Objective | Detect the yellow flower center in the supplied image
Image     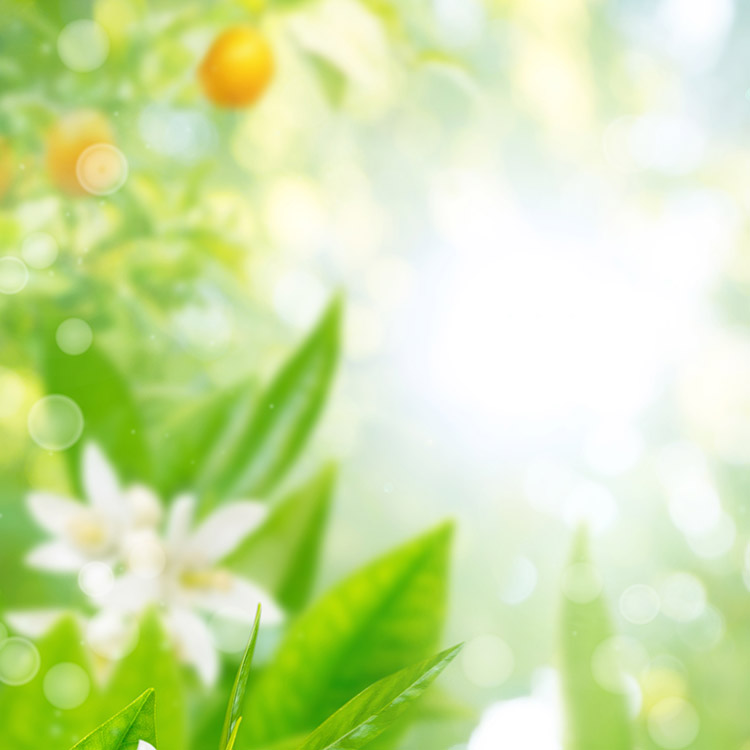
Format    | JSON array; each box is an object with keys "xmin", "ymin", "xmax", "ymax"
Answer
[
  {"xmin": 68, "ymin": 515, "xmax": 109, "ymax": 551},
  {"xmin": 180, "ymin": 568, "xmax": 233, "ymax": 591}
]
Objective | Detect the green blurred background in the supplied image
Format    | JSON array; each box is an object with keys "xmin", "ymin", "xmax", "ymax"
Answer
[{"xmin": 2, "ymin": 0, "xmax": 750, "ymax": 748}]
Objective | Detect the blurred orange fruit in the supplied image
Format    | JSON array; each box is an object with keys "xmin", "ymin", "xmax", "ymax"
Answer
[
  {"xmin": 0, "ymin": 137, "xmax": 15, "ymax": 200},
  {"xmin": 198, "ymin": 27, "xmax": 274, "ymax": 108},
  {"xmin": 46, "ymin": 110, "xmax": 114, "ymax": 195}
]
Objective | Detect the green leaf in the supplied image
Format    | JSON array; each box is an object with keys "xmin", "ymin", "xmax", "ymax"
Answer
[
  {"xmin": 203, "ymin": 297, "xmax": 341, "ymax": 499},
  {"xmin": 153, "ymin": 379, "xmax": 256, "ymax": 498},
  {"xmin": 0, "ymin": 616, "xmax": 96, "ymax": 750},
  {"xmin": 223, "ymin": 464, "xmax": 336, "ymax": 611},
  {"xmin": 41, "ymin": 338, "xmax": 151, "ymax": 487},
  {"xmin": 298, "ymin": 646, "xmax": 461, "ymax": 750},
  {"xmin": 99, "ymin": 611, "xmax": 186, "ymax": 750},
  {"xmin": 243, "ymin": 522, "xmax": 453, "ymax": 747},
  {"xmin": 559, "ymin": 527, "xmax": 632, "ymax": 750},
  {"xmin": 72, "ymin": 689, "xmax": 156, "ymax": 750},
  {"xmin": 221, "ymin": 606, "xmax": 261, "ymax": 750}
]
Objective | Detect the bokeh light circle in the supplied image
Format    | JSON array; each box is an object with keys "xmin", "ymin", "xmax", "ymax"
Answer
[
  {"xmin": 56, "ymin": 318, "xmax": 93, "ymax": 355},
  {"xmin": 57, "ymin": 20, "xmax": 109, "ymax": 72},
  {"xmin": 76, "ymin": 143, "xmax": 128, "ymax": 195},
  {"xmin": 43, "ymin": 662, "xmax": 90, "ymax": 709},
  {"xmin": 28, "ymin": 395, "xmax": 84, "ymax": 451},
  {"xmin": 648, "ymin": 697, "xmax": 700, "ymax": 749},
  {"xmin": 462, "ymin": 634, "xmax": 514, "ymax": 687},
  {"xmin": 660, "ymin": 573, "xmax": 706, "ymax": 622},
  {"xmin": 0, "ymin": 257, "xmax": 29, "ymax": 294},
  {"xmin": 620, "ymin": 584, "xmax": 660, "ymax": 625},
  {"xmin": 21, "ymin": 232, "xmax": 58, "ymax": 269},
  {"xmin": 0, "ymin": 637, "xmax": 40, "ymax": 685}
]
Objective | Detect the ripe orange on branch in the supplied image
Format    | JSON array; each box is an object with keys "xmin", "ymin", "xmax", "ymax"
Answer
[
  {"xmin": 46, "ymin": 110, "xmax": 114, "ymax": 195},
  {"xmin": 199, "ymin": 27, "xmax": 274, "ymax": 108}
]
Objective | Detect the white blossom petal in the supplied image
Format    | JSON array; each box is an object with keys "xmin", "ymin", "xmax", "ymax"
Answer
[
  {"xmin": 125, "ymin": 484, "xmax": 163, "ymax": 528},
  {"xmin": 26, "ymin": 492, "xmax": 84, "ymax": 537},
  {"xmin": 189, "ymin": 575, "xmax": 284, "ymax": 625},
  {"xmin": 188, "ymin": 501, "xmax": 267, "ymax": 562},
  {"xmin": 86, "ymin": 609, "xmax": 139, "ymax": 660},
  {"xmin": 83, "ymin": 443, "xmax": 124, "ymax": 521},
  {"xmin": 97, "ymin": 572, "xmax": 160, "ymax": 613},
  {"xmin": 26, "ymin": 541, "xmax": 87, "ymax": 571},
  {"xmin": 5, "ymin": 609, "xmax": 66, "ymax": 638},
  {"xmin": 166, "ymin": 494, "xmax": 196, "ymax": 549},
  {"xmin": 167, "ymin": 608, "xmax": 218, "ymax": 685}
]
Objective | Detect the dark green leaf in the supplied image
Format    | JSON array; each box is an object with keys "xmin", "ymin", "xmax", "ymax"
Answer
[
  {"xmin": 242, "ymin": 522, "xmax": 452, "ymax": 747},
  {"xmin": 560, "ymin": 527, "xmax": 632, "ymax": 750},
  {"xmin": 298, "ymin": 646, "xmax": 461, "ymax": 750},
  {"xmin": 221, "ymin": 606, "xmax": 261, "ymax": 750},
  {"xmin": 223, "ymin": 464, "xmax": 336, "ymax": 611},
  {"xmin": 72, "ymin": 689, "xmax": 156, "ymax": 750},
  {"xmin": 203, "ymin": 296, "xmax": 341, "ymax": 499}
]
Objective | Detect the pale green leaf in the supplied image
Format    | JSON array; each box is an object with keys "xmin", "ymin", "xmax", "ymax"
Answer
[
  {"xmin": 243, "ymin": 523, "xmax": 452, "ymax": 747},
  {"xmin": 223, "ymin": 464, "xmax": 336, "ymax": 611},
  {"xmin": 221, "ymin": 606, "xmax": 261, "ymax": 750},
  {"xmin": 560, "ymin": 527, "xmax": 632, "ymax": 750},
  {"xmin": 203, "ymin": 296, "xmax": 341, "ymax": 499},
  {"xmin": 299, "ymin": 646, "xmax": 461, "ymax": 750},
  {"xmin": 71, "ymin": 689, "xmax": 156, "ymax": 750}
]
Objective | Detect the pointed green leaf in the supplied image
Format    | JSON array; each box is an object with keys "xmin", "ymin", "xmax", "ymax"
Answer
[
  {"xmin": 221, "ymin": 606, "xmax": 261, "ymax": 750},
  {"xmin": 203, "ymin": 296, "xmax": 341, "ymax": 498},
  {"xmin": 41, "ymin": 339, "xmax": 151, "ymax": 486},
  {"xmin": 72, "ymin": 689, "xmax": 156, "ymax": 750},
  {"xmin": 243, "ymin": 522, "xmax": 452, "ymax": 747},
  {"xmin": 223, "ymin": 464, "xmax": 336, "ymax": 611},
  {"xmin": 560, "ymin": 527, "xmax": 632, "ymax": 750},
  {"xmin": 299, "ymin": 646, "xmax": 461, "ymax": 750},
  {"xmin": 0, "ymin": 616, "xmax": 96, "ymax": 749},
  {"xmin": 99, "ymin": 611, "xmax": 186, "ymax": 750}
]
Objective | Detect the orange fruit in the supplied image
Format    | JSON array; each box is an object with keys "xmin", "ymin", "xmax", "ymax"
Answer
[
  {"xmin": 0, "ymin": 137, "xmax": 15, "ymax": 201},
  {"xmin": 199, "ymin": 27, "xmax": 274, "ymax": 108},
  {"xmin": 46, "ymin": 110, "xmax": 114, "ymax": 195}
]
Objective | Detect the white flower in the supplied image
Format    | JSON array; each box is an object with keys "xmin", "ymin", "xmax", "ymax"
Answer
[
  {"xmin": 93, "ymin": 494, "xmax": 283, "ymax": 684},
  {"xmin": 25, "ymin": 443, "xmax": 162, "ymax": 571},
  {"xmin": 17, "ymin": 443, "xmax": 283, "ymax": 685}
]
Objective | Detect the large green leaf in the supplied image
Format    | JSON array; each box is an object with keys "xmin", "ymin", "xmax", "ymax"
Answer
[
  {"xmin": 0, "ymin": 616, "xmax": 96, "ymax": 750},
  {"xmin": 41, "ymin": 338, "xmax": 151, "ymax": 487},
  {"xmin": 202, "ymin": 297, "xmax": 341, "ymax": 499},
  {"xmin": 242, "ymin": 522, "xmax": 453, "ymax": 747},
  {"xmin": 221, "ymin": 606, "xmax": 261, "ymax": 750},
  {"xmin": 98, "ymin": 611, "xmax": 186, "ymax": 750},
  {"xmin": 72, "ymin": 689, "xmax": 156, "ymax": 750},
  {"xmin": 223, "ymin": 464, "xmax": 336, "ymax": 611},
  {"xmin": 298, "ymin": 646, "xmax": 461, "ymax": 750},
  {"xmin": 560, "ymin": 528, "xmax": 632, "ymax": 750}
]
